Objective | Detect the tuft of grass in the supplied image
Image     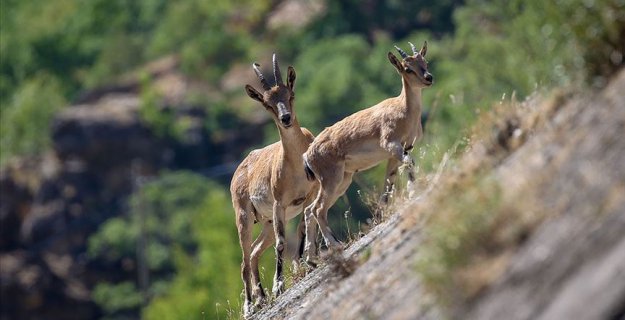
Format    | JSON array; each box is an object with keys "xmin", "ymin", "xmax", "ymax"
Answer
[{"xmin": 414, "ymin": 175, "xmax": 507, "ymax": 305}]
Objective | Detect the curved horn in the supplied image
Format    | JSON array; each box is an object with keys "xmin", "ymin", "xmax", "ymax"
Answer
[
  {"xmin": 273, "ymin": 53, "xmax": 284, "ymax": 86},
  {"xmin": 253, "ymin": 62, "xmax": 271, "ymax": 90},
  {"xmin": 394, "ymin": 45, "xmax": 408, "ymax": 59},
  {"xmin": 408, "ymin": 42, "xmax": 418, "ymax": 56}
]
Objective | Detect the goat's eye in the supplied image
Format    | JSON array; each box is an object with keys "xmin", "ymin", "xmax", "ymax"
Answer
[{"xmin": 405, "ymin": 68, "xmax": 413, "ymax": 74}]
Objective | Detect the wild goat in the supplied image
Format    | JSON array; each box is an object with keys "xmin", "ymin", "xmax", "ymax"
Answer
[
  {"xmin": 303, "ymin": 42, "xmax": 432, "ymax": 253},
  {"xmin": 230, "ymin": 55, "xmax": 318, "ymax": 316}
]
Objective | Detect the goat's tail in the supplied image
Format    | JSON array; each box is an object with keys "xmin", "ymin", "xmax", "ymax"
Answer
[{"xmin": 303, "ymin": 154, "xmax": 316, "ymax": 181}]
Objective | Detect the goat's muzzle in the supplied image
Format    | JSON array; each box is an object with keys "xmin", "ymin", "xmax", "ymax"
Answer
[
  {"xmin": 280, "ymin": 113, "xmax": 292, "ymax": 127},
  {"xmin": 423, "ymin": 72, "xmax": 433, "ymax": 86},
  {"xmin": 277, "ymin": 102, "xmax": 292, "ymax": 127}
]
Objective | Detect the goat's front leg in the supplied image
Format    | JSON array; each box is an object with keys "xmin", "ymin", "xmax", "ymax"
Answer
[
  {"xmin": 401, "ymin": 145, "xmax": 417, "ymax": 198},
  {"xmin": 250, "ymin": 221, "xmax": 274, "ymax": 306},
  {"xmin": 272, "ymin": 201, "xmax": 287, "ymax": 296},
  {"xmin": 381, "ymin": 139, "xmax": 414, "ymax": 166},
  {"xmin": 294, "ymin": 213, "xmax": 307, "ymax": 265},
  {"xmin": 235, "ymin": 203, "xmax": 255, "ymax": 316},
  {"xmin": 303, "ymin": 200, "xmax": 319, "ymax": 267},
  {"xmin": 376, "ymin": 158, "xmax": 401, "ymax": 219},
  {"xmin": 381, "ymin": 139, "xmax": 417, "ymax": 198}
]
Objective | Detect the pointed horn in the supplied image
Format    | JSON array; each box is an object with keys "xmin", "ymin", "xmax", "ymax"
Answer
[
  {"xmin": 253, "ymin": 62, "xmax": 271, "ymax": 91},
  {"xmin": 421, "ymin": 40, "xmax": 428, "ymax": 57},
  {"xmin": 394, "ymin": 45, "xmax": 408, "ymax": 59},
  {"xmin": 273, "ymin": 53, "xmax": 283, "ymax": 86},
  {"xmin": 408, "ymin": 42, "xmax": 418, "ymax": 56}
]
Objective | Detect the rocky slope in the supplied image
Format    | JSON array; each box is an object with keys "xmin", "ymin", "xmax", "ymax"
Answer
[{"xmin": 250, "ymin": 69, "xmax": 625, "ymax": 319}]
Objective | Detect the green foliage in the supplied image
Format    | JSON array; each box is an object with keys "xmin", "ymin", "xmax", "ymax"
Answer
[
  {"xmin": 292, "ymin": 34, "xmax": 410, "ymax": 134},
  {"xmin": 88, "ymin": 171, "xmax": 220, "ymax": 317},
  {"xmin": 307, "ymin": 0, "xmax": 460, "ymax": 38},
  {"xmin": 92, "ymin": 281, "xmax": 144, "ymax": 316},
  {"xmin": 403, "ymin": 0, "xmax": 624, "ymax": 172},
  {"xmin": 90, "ymin": 171, "xmax": 211, "ymax": 261},
  {"xmin": 0, "ymin": 73, "xmax": 66, "ymax": 164},
  {"xmin": 0, "ymin": 0, "xmax": 271, "ymax": 161},
  {"xmin": 203, "ymin": 96, "xmax": 245, "ymax": 140},
  {"xmin": 142, "ymin": 178, "xmax": 241, "ymax": 320},
  {"xmin": 145, "ymin": 0, "xmax": 273, "ymax": 81},
  {"xmin": 137, "ymin": 73, "xmax": 176, "ymax": 140}
]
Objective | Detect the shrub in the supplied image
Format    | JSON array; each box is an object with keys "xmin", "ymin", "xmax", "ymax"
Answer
[{"xmin": 0, "ymin": 73, "xmax": 66, "ymax": 164}]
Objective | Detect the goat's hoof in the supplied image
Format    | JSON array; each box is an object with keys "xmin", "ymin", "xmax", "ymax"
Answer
[
  {"xmin": 306, "ymin": 256, "xmax": 319, "ymax": 268},
  {"xmin": 272, "ymin": 281, "xmax": 284, "ymax": 297},
  {"xmin": 255, "ymin": 295, "xmax": 267, "ymax": 307},
  {"xmin": 243, "ymin": 301, "xmax": 253, "ymax": 318},
  {"xmin": 329, "ymin": 241, "xmax": 345, "ymax": 252}
]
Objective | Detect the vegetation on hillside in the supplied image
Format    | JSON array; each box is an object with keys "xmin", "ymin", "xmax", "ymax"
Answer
[{"xmin": 1, "ymin": 0, "xmax": 622, "ymax": 318}]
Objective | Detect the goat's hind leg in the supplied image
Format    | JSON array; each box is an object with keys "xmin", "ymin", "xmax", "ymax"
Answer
[
  {"xmin": 403, "ymin": 151, "xmax": 417, "ymax": 198},
  {"xmin": 293, "ymin": 212, "xmax": 313, "ymax": 270},
  {"xmin": 271, "ymin": 202, "xmax": 288, "ymax": 296},
  {"xmin": 235, "ymin": 200, "xmax": 255, "ymax": 316},
  {"xmin": 303, "ymin": 195, "xmax": 320, "ymax": 267},
  {"xmin": 250, "ymin": 221, "xmax": 274, "ymax": 306},
  {"xmin": 311, "ymin": 165, "xmax": 348, "ymax": 251}
]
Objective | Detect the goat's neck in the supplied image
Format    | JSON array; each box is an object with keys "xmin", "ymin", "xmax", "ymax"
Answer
[
  {"xmin": 277, "ymin": 118, "xmax": 308, "ymax": 162},
  {"xmin": 398, "ymin": 77, "xmax": 423, "ymax": 116}
]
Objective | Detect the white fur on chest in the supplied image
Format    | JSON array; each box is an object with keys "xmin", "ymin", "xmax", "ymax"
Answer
[{"xmin": 250, "ymin": 180, "xmax": 312, "ymax": 221}]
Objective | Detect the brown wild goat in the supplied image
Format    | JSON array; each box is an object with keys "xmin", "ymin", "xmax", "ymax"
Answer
[
  {"xmin": 230, "ymin": 55, "xmax": 318, "ymax": 316},
  {"xmin": 303, "ymin": 42, "xmax": 432, "ymax": 254}
]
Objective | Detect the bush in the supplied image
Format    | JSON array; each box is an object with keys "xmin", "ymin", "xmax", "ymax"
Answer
[
  {"xmin": 88, "ymin": 171, "xmax": 223, "ymax": 318},
  {"xmin": 142, "ymin": 176, "xmax": 242, "ymax": 319},
  {"xmin": 0, "ymin": 73, "xmax": 66, "ymax": 164},
  {"xmin": 92, "ymin": 281, "xmax": 144, "ymax": 316}
]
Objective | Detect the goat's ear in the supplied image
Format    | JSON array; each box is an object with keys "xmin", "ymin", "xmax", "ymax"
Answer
[
  {"xmin": 245, "ymin": 85, "xmax": 264, "ymax": 103},
  {"xmin": 287, "ymin": 66, "xmax": 296, "ymax": 92},
  {"xmin": 420, "ymin": 41, "xmax": 428, "ymax": 57},
  {"xmin": 388, "ymin": 52, "xmax": 403, "ymax": 73}
]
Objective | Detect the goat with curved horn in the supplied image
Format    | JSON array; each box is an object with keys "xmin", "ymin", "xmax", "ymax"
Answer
[
  {"xmin": 302, "ymin": 41, "xmax": 434, "ymax": 254},
  {"xmin": 237, "ymin": 56, "xmax": 319, "ymax": 316},
  {"xmin": 253, "ymin": 62, "xmax": 272, "ymax": 91}
]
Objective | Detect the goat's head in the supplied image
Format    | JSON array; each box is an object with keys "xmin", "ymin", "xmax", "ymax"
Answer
[
  {"xmin": 245, "ymin": 54, "xmax": 296, "ymax": 129},
  {"xmin": 388, "ymin": 41, "xmax": 432, "ymax": 88}
]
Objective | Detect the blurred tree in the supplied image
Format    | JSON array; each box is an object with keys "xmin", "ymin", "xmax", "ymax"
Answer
[
  {"xmin": 142, "ymin": 181, "xmax": 242, "ymax": 319},
  {"xmin": 307, "ymin": 0, "xmax": 463, "ymax": 40},
  {"xmin": 0, "ymin": 73, "xmax": 66, "ymax": 164},
  {"xmin": 88, "ymin": 171, "xmax": 239, "ymax": 318}
]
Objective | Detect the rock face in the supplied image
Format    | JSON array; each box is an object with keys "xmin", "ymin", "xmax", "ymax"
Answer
[
  {"xmin": 249, "ymin": 70, "xmax": 625, "ymax": 319},
  {"xmin": 465, "ymin": 68, "xmax": 625, "ymax": 320},
  {"xmin": 0, "ymin": 56, "xmax": 266, "ymax": 320}
]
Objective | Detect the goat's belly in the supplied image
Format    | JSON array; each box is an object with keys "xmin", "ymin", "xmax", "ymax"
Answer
[
  {"xmin": 285, "ymin": 206, "xmax": 303, "ymax": 220},
  {"xmin": 251, "ymin": 195, "xmax": 307, "ymax": 221},
  {"xmin": 345, "ymin": 150, "xmax": 388, "ymax": 172},
  {"xmin": 251, "ymin": 197, "xmax": 273, "ymax": 220}
]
